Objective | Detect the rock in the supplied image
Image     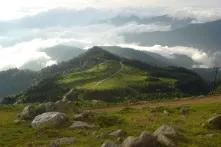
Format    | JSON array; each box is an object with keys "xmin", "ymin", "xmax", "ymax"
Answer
[
  {"xmin": 153, "ymin": 125, "xmax": 177, "ymax": 138},
  {"xmin": 179, "ymin": 106, "xmax": 190, "ymax": 115},
  {"xmin": 19, "ymin": 105, "xmax": 37, "ymax": 120},
  {"xmin": 122, "ymin": 136, "xmax": 137, "ymax": 147},
  {"xmin": 109, "ymin": 129, "xmax": 127, "ymax": 138},
  {"xmin": 207, "ymin": 115, "xmax": 221, "ymax": 129},
  {"xmin": 32, "ymin": 112, "xmax": 68, "ymax": 129},
  {"xmin": 69, "ymin": 121, "xmax": 94, "ymax": 129},
  {"xmin": 153, "ymin": 125, "xmax": 177, "ymax": 147},
  {"xmin": 122, "ymin": 131, "xmax": 158, "ymax": 147},
  {"xmin": 163, "ymin": 110, "xmax": 169, "ymax": 116},
  {"xmin": 101, "ymin": 141, "xmax": 119, "ymax": 147},
  {"xmin": 49, "ymin": 137, "xmax": 75, "ymax": 147},
  {"xmin": 74, "ymin": 111, "xmax": 91, "ymax": 121},
  {"xmin": 14, "ymin": 119, "xmax": 25, "ymax": 124}
]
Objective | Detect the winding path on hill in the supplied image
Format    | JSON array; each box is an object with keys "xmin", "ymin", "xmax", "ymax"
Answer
[
  {"xmin": 95, "ymin": 61, "xmax": 123, "ymax": 87},
  {"xmin": 62, "ymin": 88, "xmax": 73, "ymax": 101}
]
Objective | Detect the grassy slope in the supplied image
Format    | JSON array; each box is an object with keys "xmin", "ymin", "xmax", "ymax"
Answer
[
  {"xmin": 57, "ymin": 60, "xmax": 175, "ymax": 91},
  {"xmin": 1, "ymin": 96, "xmax": 221, "ymax": 147}
]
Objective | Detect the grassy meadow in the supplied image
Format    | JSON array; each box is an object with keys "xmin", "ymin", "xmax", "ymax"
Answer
[{"xmin": 0, "ymin": 96, "xmax": 221, "ymax": 147}]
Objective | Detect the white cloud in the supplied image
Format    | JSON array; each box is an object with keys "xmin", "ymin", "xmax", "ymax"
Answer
[
  {"xmin": 0, "ymin": 38, "xmax": 79, "ymax": 70},
  {"xmin": 168, "ymin": 7, "xmax": 221, "ymax": 23},
  {"xmin": 117, "ymin": 44, "xmax": 216, "ymax": 68},
  {"xmin": 0, "ymin": 0, "xmax": 220, "ymax": 20}
]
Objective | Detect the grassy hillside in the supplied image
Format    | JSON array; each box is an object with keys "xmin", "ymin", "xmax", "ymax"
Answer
[
  {"xmin": 0, "ymin": 96, "xmax": 221, "ymax": 147},
  {"xmin": 57, "ymin": 60, "xmax": 148, "ymax": 90},
  {"xmin": 9, "ymin": 47, "xmax": 209, "ymax": 103}
]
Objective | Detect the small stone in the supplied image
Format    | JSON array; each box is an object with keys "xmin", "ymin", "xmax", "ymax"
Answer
[
  {"xmin": 122, "ymin": 131, "xmax": 159, "ymax": 147},
  {"xmin": 101, "ymin": 141, "xmax": 119, "ymax": 147},
  {"xmin": 69, "ymin": 121, "xmax": 94, "ymax": 129},
  {"xmin": 179, "ymin": 106, "xmax": 190, "ymax": 115},
  {"xmin": 163, "ymin": 110, "xmax": 169, "ymax": 116},
  {"xmin": 14, "ymin": 119, "xmax": 25, "ymax": 124},
  {"xmin": 19, "ymin": 105, "xmax": 37, "ymax": 120},
  {"xmin": 74, "ymin": 111, "xmax": 91, "ymax": 121},
  {"xmin": 109, "ymin": 129, "xmax": 127, "ymax": 138},
  {"xmin": 49, "ymin": 137, "xmax": 75, "ymax": 147}
]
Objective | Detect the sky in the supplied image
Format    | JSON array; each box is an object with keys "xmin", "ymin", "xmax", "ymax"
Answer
[
  {"xmin": 0, "ymin": 0, "xmax": 221, "ymax": 70},
  {"xmin": 0, "ymin": 0, "xmax": 221, "ymax": 21}
]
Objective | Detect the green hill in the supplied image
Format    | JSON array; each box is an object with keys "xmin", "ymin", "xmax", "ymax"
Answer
[
  {"xmin": 0, "ymin": 69, "xmax": 38, "ymax": 102},
  {"xmin": 8, "ymin": 47, "xmax": 208, "ymax": 103}
]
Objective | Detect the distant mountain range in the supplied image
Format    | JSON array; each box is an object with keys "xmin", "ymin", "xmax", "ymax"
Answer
[
  {"xmin": 101, "ymin": 46, "xmax": 197, "ymax": 68},
  {"xmin": 125, "ymin": 19, "xmax": 221, "ymax": 52},
  {"xmin": 106, "ymin": 15, "xmax": 192, "ymax": 29},
  {"xmin": 0, "ymin": 69, "xmax": 37, "ymax": 101}
]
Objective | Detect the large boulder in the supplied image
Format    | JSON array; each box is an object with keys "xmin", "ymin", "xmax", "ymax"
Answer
[
  {"xmin": 19, "ymin": 105, "xmax": 37, "ymax": 120},
  {"xmin": 101, "ymin": 141, "xmax": 119, "ymax": 147},
  {"xmin": 32, "ymin": 112, "xmax": 68, "ymax": 129},
  {"xmin": 109, "ymin": 129, "xmax": 127, "ymax": 138},
  {"xmin": 207, "ymin": 115, "xmax": 221, "ymax": 129},
  {"xmin": 122, "ymin": 131, "xmax": 159, "ymax": 147},
  {"xmin": 69, "ymin": 121, "xmax": 94, "ymax": 129},
  {"xmin": 153, "ymin": 125, "xmax": 177, "ymax": 147},
  {"xmin": 49, "ymin": 137, "xmax": 75, "ymax": 147}
]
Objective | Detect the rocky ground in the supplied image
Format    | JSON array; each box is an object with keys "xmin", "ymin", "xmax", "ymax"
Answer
[{"xmin": 0, "ymin": 96, "xmax": 221, "ymax": 147}]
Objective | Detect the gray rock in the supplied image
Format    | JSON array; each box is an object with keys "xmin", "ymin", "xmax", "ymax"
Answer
[
  {"xmin": 74, "ymin": 111, "xmax": 91, "ymax": 121},
  {"xmin": 179, "ymin": 106, "xmax": 190, "ymax": 115},
  {"xmin": 49, "ymin": 137, "xmax": 75, "ymax": 147},
  {"xmin": 122, "ymin": 131, "xmax": 158, "ymax": 147},
  {"xmin": 153, "ymin": 125, "xmax": 177, "ymax": 147},
  {"xmin": 69, "ymin": 121, "xmax": 94, "ymax": 129},
  {"xmin": 19, "ymin": 105, "xmax": 37, "ymax": 120},
  {"xmin": 163, "ymin": 110, "xmax": 169, "ymax": 116},
  {"xmin": 101, "ymin": 141, "xmax": 119, "ymax": 147},
  {"xmin": 32, "ymin": 112, "xmax": 68, "ymax": 129},
  {"xmin": 109, "ymin": 129, "xmax": 127, "ymax": 138},
  {"xmin": 207, "ymin": 115, "xmax": 221, "ymax": 129},
  {"xmin": 14, "ymin": 119, "xmax": 25, "ymax": 124},
  {"xmin": 155, "ymin": 134, "xmax": 175, "ymax": 147}
]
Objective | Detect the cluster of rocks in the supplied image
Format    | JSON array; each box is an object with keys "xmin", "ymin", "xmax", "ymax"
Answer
[
  {"xmin": 102, "ymin": 125, "xmax": 178, "ymax": 147},
  {"xmin": 15, "ymin": 104, "xmax": 221, "ymax": 147},
  {"xmin": 15, "ymin": 101, "xmax": 73, "ymax": 123}
]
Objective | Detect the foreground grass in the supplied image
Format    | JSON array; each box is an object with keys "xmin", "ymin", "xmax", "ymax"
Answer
[{"xmin": 0, "ymin": 98, "xmax": 221, "ymax": 147}]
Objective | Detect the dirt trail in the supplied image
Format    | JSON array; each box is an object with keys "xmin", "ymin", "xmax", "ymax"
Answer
[
  {"xmin": 62, "ymin": 88, "xmax": 73, "ymax": 101},
  {"xmin": 95, "ymin": 61, "xmax": 123, "ymax": 87},
  {"xmin": 90, "ymin": 95, "xmax": 221, "ymax": 112}
]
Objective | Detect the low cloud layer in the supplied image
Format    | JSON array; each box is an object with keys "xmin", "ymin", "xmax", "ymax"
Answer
[
  {"xmin": 0, "ymin": 7, "xmax": 220, "ymax": 71},
  {"xmin": 118, "ymin": 44, "xmax": 221, "ymax": 68}
]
